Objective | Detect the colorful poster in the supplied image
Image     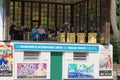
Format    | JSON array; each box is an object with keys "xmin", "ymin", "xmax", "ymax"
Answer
[
  {"xmin": 99, "ymin": 45, "xmax": 112, "ymax": 76},
  {"xmin": 17, "ymin": 63, "xmax": 47, "ymax": 78},
  {"xmin": 68, "ymin": 63, "xmax": 94, "ymax": 78},
  {"xmin": 0, "ymin": 45, "xmax": 13, "ymax": 76}
]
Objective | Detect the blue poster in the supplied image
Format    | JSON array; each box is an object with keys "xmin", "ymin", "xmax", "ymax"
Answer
[{"xmin": 68, "ymin": 64, "xmax": 94, "ymax": 78}]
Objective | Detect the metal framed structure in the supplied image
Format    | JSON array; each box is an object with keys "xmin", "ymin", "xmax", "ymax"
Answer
[{"xmin": 5, "ymin": 0, "xmax": 110, "ymax": 44}]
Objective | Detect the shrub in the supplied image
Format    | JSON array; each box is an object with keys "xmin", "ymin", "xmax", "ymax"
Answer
[{"xmin": 110, "ymin": 35, "xmax": 120, "ymax": 63}]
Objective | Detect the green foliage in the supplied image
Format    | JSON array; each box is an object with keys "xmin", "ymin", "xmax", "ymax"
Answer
[
  {"xmin": 116, "ymin": 0, "xmax": 120, "ymax": 29},
  {"xmin": 110, "ymin": 35, "xmax": 120, "ymax": 64}
]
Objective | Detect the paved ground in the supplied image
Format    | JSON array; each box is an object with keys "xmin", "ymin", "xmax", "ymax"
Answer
[{"xmin": 113, "ymin": 63, "xmax": 120, "ymax": 71}]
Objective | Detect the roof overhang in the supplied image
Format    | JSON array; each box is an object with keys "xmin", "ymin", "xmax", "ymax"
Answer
[{"xmin": 14, "ymin": 0, "xmax": 85, "ymax": 4}]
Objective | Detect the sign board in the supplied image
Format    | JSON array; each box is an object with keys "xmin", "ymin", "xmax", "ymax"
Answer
[
  {"xmin": 99, "ymin": 45, "xmax": 112, "ymax": 76},
  {"xmin": 14, "ymin": 43, "xmax": 99, "ymax": 52}
]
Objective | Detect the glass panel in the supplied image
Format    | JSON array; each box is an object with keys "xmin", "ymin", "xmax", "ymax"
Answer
[
  {"xmin": 41, "ymin": 4, "xmax": 48, "ymax": 26},
  {"xmin": 24, "ymin": 2, "xmax": 31, "ymax": 26},
  {"xmin": 33, "ymin": 22, "xmax": 38, "ymax": 27},
  {"xmin": 64, "ymin": 5, "xmax": 71, "ymax": 24},
  {"xmin": 12, "ymin": 1, "xmax": 22, "ymax": 27},
  {"xmin": 32, "ymin": 3, "xmax": 39, "ymax": 20}
]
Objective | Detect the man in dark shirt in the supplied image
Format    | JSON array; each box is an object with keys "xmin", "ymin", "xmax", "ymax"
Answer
[{"xmin": 10, "ymin": 24, "xmax": 15, "ymax": 40}]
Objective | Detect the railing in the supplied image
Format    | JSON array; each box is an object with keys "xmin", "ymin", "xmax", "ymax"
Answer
[{"xmin": 11, "ymin": 31, "xmax": 108, "ymax": 44}]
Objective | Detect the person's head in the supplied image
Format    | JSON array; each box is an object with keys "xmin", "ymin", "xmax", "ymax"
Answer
[
  {"xmin": 80, "ymin": 27, "xmax": 83, "ymax": 31},
  {"xmin": 90, "ymin": 26, "xmax": 94, "ymax": 32},
  {"xmin": 14, "ymin": 25, "xmax": 18, "ymax": 29},
  {"xmin": 11, "ymin": 24, "xmax": 15, "ymax": 28},
  {"xmin": 71, "ymin": 27, "xmax": 74, "ymax": 31},
  {"xmin": 39, "ymin": 25, "xmax": 43, "ymax": 29},
  {"xmin": 33, "ymin": 25, "xmax": 37, "ymax": 28},
  {"xmin": 46, "ymin": 26, "xmax": 49, "ymax": 29}
]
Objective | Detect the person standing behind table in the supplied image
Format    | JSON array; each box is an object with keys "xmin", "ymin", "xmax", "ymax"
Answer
[{"xmin": 37, "ymin": 25, "xmax": 46, "ymax": 41}]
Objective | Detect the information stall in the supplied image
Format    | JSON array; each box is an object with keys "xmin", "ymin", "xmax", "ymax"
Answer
[
  {"xmin": 63, "ymin": 44, "xmax": 113, "ymax": 80},
  {"xmin": 14, "ymin": 42, "xmax": 113, "ymax": 80},
  {"xmin": 0, "ymin": 42, "xmax": 113, "ymax": 80},
  {"xmin": 0, "ymin": 0, "xmax": 112, "ymax": 80}
]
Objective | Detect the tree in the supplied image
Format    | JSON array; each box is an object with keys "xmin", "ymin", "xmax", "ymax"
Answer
[
  {"xmin": 116, "ymin": 0, "xmax": 120, "ymax": 31},
  {"xmin": 110, "ymin": 0, "xmax": 119, "ymax": 37},
  {"xmin": 110, "ymin": 0, "xmax": 120, "ymax": 64},
  {"xmin": 111, "ymin": 35, "xmax": 120, "ymax": 63}
]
